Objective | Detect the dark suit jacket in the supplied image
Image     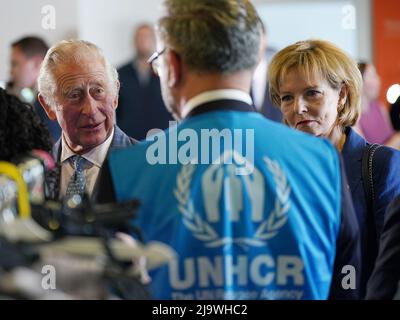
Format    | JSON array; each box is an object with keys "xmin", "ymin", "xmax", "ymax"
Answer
[
  {"xmin": 366, "ymin": 197, "xmax": 400, "ymax": 299},
  {"xmin": 46, "ymin": 125, "xmax": 136, "ymax": 201},
  {"xmin": 258, "ymin": 83, "xmax": 283, "ymax": 123},
  {"xmin": 117, "ymin": 62, "xmax": 173, "ymax": 141},
  {"xmin": 342, "ymin": 127, "xmax": 400, "ymax": 297}
]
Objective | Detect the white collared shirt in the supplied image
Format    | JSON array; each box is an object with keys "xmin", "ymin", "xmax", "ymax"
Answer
[
  {"xmin": 59, "ymin": 127, "xmax": 114, "ymax": 199},
  {"xmin": 181, "ymin": 89, "xmax": 253, "ymax": 119}
]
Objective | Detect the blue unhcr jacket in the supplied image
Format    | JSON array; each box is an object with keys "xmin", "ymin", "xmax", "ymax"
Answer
[{"xmin": 107, "ymin": 100, "xmax": 360, "ymax": 300}]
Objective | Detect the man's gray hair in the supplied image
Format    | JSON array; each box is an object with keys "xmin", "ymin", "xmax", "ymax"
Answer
[
  {"xmin": 38, "ymin": 40, "xmax": 119, "ymax": 105},
  {"xmin": 157, "ymin": 0, "xmax": 263, "ymax": 74}
]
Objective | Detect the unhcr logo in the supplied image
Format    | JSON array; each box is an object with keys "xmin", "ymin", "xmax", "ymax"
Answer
[{"xmin": 174, "ymin": 151, "xmax": 291, "ymax": 248}]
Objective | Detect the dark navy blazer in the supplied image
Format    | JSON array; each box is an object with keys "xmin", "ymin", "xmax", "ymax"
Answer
[{"xmin": 342, "ymin": 127, "xmax": 400, "ymax": 297}]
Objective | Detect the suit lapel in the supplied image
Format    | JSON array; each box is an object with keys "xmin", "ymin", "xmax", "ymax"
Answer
[
  {"xmin": 46, "ymin": 138, "xmax": 62, "ymax": 200},
  {"xmin": 342, "ymin": 127, "xmax": 367, "ymax": 195}
]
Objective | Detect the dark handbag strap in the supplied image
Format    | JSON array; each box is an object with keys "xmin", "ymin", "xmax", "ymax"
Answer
[
  {"xmin": 360, "ymin": 143, "xmax": 382, "ymax": 296},
  {"xmin": 362, "ymin": 144, "xmax": 381, "ymax": 212},
  {"xmin": 361, "ymin": 143, "xmax": 382, "ymax": 240}
]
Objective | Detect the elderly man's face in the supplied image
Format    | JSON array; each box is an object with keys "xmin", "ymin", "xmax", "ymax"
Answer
[{"xmin": 50, "ymin": 59, "xmax": 117, "ymax": 153}]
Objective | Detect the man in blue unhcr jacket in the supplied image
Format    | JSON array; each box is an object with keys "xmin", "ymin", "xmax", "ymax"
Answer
[{"xmin": 103, "ymin": 0, "xmax": 361, "ymax": 300}]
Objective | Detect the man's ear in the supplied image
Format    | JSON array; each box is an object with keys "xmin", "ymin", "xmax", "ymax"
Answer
[
  {"xmin": 112, "ymin": 80, "xmax": 120, "ymax": 110},
  {"xmin": 38, "ymin": 93, "xmax": 57, "ymax": 120},
  {"xmin": 166, "ymin": 50, "xmax": 182, "ymax": 88}
]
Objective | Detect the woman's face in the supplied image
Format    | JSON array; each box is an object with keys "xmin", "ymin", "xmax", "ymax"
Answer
[{"xmin": 278, "ymin": 68, "xmax": 345, "ymax": 140}]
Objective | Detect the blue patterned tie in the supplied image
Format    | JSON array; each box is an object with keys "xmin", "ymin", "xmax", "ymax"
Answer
[{"xmin": 65, "ymin": 155, "xmax": 86, "ymax": 198}]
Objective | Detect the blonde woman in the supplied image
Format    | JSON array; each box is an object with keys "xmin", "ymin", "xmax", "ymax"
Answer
[{"xmin": 268, "ymin": 39, "xmax": 400, "ymax": 297}]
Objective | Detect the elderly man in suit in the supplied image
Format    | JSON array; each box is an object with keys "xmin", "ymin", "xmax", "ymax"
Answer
[{"xmin": 37, "ymin": 40, "xmax": 136, "ymax": 201}]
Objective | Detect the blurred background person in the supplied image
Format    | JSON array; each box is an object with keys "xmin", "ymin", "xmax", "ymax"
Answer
[
  {"xmin": 268, "ymin": 39, "xmax": 400, "ymax": 298},
  {"xmin": 358, "ymin": 62, "xmax": 400, "ymax": 149},
  {"xmin": 0, "ymin": 87, "xmax": 52, "ymax": 161},
  {"xmin": 116, "ymin": 23, "xmax": 173, "ymax": 141},
  {"xmin": 7, "ymin": 36, "xmax": 61, "ymax": 143},
  {"xmin": 251, "ymin": 21, "xmax": 282, "ymax": 123}
]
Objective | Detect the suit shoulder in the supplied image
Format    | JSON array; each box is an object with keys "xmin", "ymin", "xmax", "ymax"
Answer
[
  {"xmin": 373, "ymin": 145, "xmax": 400, "ymax": 190},
  {"xmin": 117, "ymin": 62, "xmax": 131, "ymax": 71},
  {"xmin": 117, "ymin": 63, "xmax": 135, "ymax": 77},
  {"xmin": 375, "ymin": 145, "xmax": 400, "ymax": 161},
  {"xmin": 111, "ymin": 126, "xmax": 138, "ymax": 148},
  {"xmin": 373, "ymin": 145, "xmax": 400, "ymax": 173}
]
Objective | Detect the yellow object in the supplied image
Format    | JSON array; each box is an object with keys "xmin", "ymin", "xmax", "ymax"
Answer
[{"xmin": 0, "ymin": 161, "xmax": 30, "ymax": 219}]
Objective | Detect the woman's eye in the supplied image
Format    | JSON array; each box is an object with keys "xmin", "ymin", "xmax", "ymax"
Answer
[
  {"xmin": 306, "ymin": 90, "xmax": 321, "ymax": 97},
  {"xmin": 280, "ymin": 95, "xmax": 292, "ymax": 102}
]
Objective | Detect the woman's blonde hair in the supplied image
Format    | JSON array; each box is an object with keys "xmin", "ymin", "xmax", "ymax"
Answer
[{"xmin": 268, "ymin": 39, "xmax": 362, "ymax": 128}]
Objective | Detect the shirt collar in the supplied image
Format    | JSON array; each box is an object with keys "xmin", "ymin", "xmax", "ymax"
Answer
[
  {"xmin": 181, "ymin": 89, "xmax": 253, "ymax": 119},
  {"xmin": 60, "ymin": 127, "xmax": 115, "ymax": 168}
]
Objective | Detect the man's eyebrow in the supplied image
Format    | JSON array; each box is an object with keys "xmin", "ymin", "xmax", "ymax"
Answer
[
  {"xmin": 61, "ymin": 84, "xmax": 84, "ymax": 95},
  {"xmin": 90, "ymin": 80, "xmax": 106, "ymax": 87}
]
